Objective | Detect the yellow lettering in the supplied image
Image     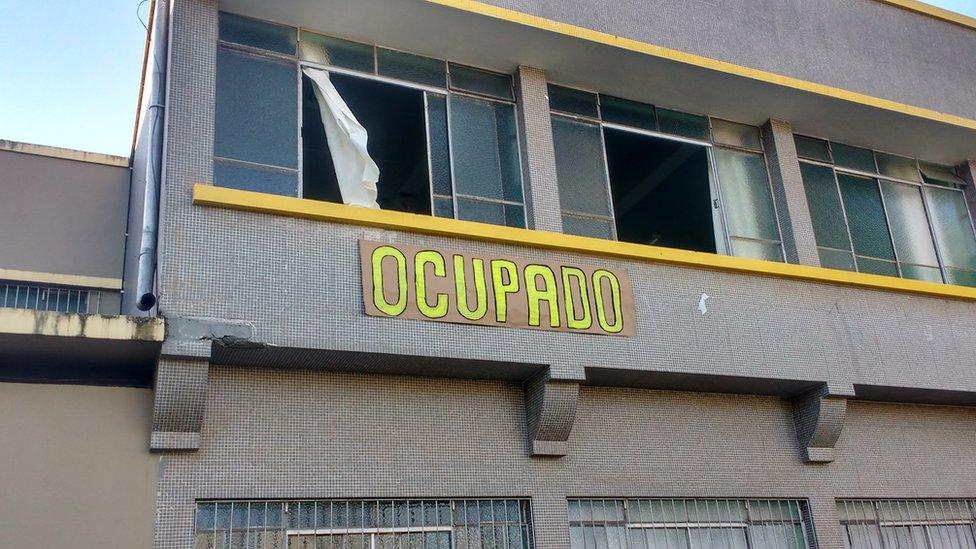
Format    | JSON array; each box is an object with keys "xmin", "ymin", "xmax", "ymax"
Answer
[
  {"xmin": 415, "ymin": 250, "xmax": 448, "ymax": 319},
  {"xmin": 561, "ymin": 266, "xmax": 592, "ymax": 330},
  {"xmin": 593, "ymin": 269, "xmax": 623, "ymax": 334},
  {"xmin": 490, "ymin": 259, "xmax": 519, "ymax": 323},
  {"xmin": 525, "ymin": 264, "xmax": 560, "ymax": 328},
  {"xmin": 371, "ymin": 246, "xmax": 408, "ymax": 316},
  {"xmin": 454, "ymin": 255, "xmax": 488, "ymax": 321}
]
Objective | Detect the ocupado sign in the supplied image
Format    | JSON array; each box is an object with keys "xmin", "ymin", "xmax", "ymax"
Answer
[{"xmin": 360, "ymin": 240, "xmax": 635, "ymax": 336}]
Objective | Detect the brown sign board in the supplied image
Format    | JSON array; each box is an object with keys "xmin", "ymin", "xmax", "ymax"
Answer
[{"xmin": 359, "ymin": 240, "xmax": 635, "ymax": 336}]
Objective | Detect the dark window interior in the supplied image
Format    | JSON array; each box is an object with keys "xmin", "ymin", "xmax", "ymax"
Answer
[
  {"xmin": 302, "ymin": 73, "xmax": 431, "ymax": 214},
  {"xmin": 603, "ymin": 128, "xmax": 715, "ymax": 253}
]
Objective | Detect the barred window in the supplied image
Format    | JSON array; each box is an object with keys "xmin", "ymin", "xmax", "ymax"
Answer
[
  {"xmin": 568, "ymin": 498, "xmax": 814, "ymax": 549},
  {"xmin": 195, "ymin": 499, "xmax": 534, "ymax": 549},
  {"xmin": 838, "ymin": 499, "xmax": 976, "ymax": 549}
]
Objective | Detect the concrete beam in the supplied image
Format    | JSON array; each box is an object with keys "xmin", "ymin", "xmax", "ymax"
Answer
[
  {"xmin": 515, "ymin": 66, "xmax": 563, "ymax": 233},
  {"xmin": 0, "ymin": 308, "xmax": 163, "ymax": 341}
]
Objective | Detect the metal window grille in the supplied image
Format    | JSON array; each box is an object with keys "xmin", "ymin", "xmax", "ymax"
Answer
[
  {"xmin": 568, "ymin": 498, "xmax": 815, "ymax": 549},
  {"xmin": 838, "ymin": 499, "xmax": 976, "ymax": 549},
  {"xmin": 195, "ymin": 499, "xmax": 534, "ymax": 549},
  {"xmin": 0, "ymin": 282, "xmax": 97, "ymax": 314}
]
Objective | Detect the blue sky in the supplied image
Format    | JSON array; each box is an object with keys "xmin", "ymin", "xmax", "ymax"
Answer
[{"xmin": 0, "ymin": 0, "xmax": 974, "ymax": 157}]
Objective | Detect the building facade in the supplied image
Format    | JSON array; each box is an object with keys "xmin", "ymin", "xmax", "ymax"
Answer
[{"xmin": 6, "ymin": 0, "xmax": 976, "ymax": 548}]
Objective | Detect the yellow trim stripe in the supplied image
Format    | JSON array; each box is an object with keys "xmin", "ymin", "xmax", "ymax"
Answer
[
  {"xmin": 424, "ymin": 0, "xmax": 976, "ymax": 131},
  {"xmin": 0, "ymin": 268, "xmax": 123, "ymax": 290},
  {"xmin": 194, "ymin": 184, "xmax": 976, "ymax": 302},
  {"xmin": 876, "ymin": 0, "xmax": 976, "ymax": 31},
  {"xmin": 0, "ymin": 308, "xmax": 164, "ymax": 342}
]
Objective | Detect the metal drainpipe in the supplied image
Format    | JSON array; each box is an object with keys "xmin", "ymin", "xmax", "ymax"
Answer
[{"xmin": 136, "ymin": 0, "xmax": 169, "ymax": 311}]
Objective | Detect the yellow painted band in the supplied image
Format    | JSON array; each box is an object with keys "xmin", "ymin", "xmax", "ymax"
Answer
[
  {"xmin": 193, "ymin": 184, "xmax": 976, "ymax": 302},
  {"xmin": 875, "ymin": 0, "xmax": 976, "ymax": 31},
  {"xmin": 424, "ymin": 0, "xmax": 976, "ymax": 131},
  {"xmin": 0, "ymin": 268, "xmax": 123, "ymax": 290}
]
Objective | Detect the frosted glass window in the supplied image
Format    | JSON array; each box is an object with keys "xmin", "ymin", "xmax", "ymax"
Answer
[
  {"xmin": 876, "ymin": 152, "xmax": 920, "ymax": 182},
  {"xmin": 800, "ymin": 163, "xmax": 851, "ymax": 251},
  {"xmin": 711, "ymin": 119, "xmax": 762, "ymax": 151},
  {"xmin": 879, "ymin": 181, "xmax": 940, "ymax": 279},
  {"xmin": 449, "ymin": 63, "xmax": 513, "ymax": 100},
  {"xmin": 832, "ymin": 142, "xmax": 876, "ymax": 173},
  {"xmin": 548, "ymin": 84, "xmax": 599, "ymax": 118},
  {"xmin": 215, "ymin": 48, "xmax": 297, "ymax": 169},
  {"xmin": 450, "ymin": 95, "xmax": 523, "ymax": 203},
  {"xmin": 563, "ymin": 215, "xmax": 614, "ymax": 239},
  {"xmin": 599, "ymin": 95, "xmax": 655, "ymax": 130},
  {"xmin": 426, "ymin": 93, "xmax": 452, "ymax": 196},
  {"xmin": 377, "ymin": 48, "xmax": 446, "ymax": 87},
  {"xmin": 819, "ymin": 248, "xmax": 857, "ymax": 271},
  {"xmin": 657, "ymin": 108, "xmax": 710, "ymax": 140},
  {"xmin": 714, "ymin": 148, "xmax": 780, "ymax": 243},
  {"xmin": 299, "ymin": 31, "xmax": 374, "ymax": 72},
  {"xmin": 794, "ymin": 135, "xmax": 831, "ymax": 162},
  {"xmin": 837, "ymin": 174, "xmax": 895, "ymax": 261},
  {"xmin": 457, "ymin": 198, "xmax": 523, "ymax": 228},
  {"xmin": 219, "ymin": 12, "xmax": 296, "ymax": 55},
  {"xmin": 926, "ymin": 187, "xmax": 976, "ymax": 286},
  {"xmin": 551, "ymin": 116, "xmax": 611, "ymax": 217},
  {"xmin": 732, "ymin": 238, "xmax": 783, "ymax": 261},
  {"xmin": 920, "ymin": 162, "xmax": 965, "ymax": 187},
  {"xmin": 214, "ymin": 162, "xmax": 297, "ymax": 197}
]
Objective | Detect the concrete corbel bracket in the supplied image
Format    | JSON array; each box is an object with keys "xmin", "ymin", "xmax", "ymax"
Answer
[
  {"xmin": 151, "ymin": 316, "xmax": 263, "ymax": 452},
  {"xmin": 792, "ymin": 384, "xmax": 853, "ymax": 463},
  {"xmin": 524, "ymin": 370, "xmax": 580, "ymax": 457},
  {"xmin": 150, "ymin": 357, "xmax": 210, "ymax": 452}
]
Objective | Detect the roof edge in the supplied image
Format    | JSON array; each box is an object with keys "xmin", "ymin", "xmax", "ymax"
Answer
[
  {"xmin": 875, "ymin": 0, "xmax": 976, "ymax": 31},
  {"xmin": 0, "ymin": 139, "xmax": 130, "ymax": 168}
]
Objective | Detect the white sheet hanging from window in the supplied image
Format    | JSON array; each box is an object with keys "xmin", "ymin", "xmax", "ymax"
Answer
[{"xmin": 303, "ymin": 67, "xmax": 380, "ymax": 209}]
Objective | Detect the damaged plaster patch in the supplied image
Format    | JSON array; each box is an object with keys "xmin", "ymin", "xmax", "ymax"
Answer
[{"xmin": 698, "ymin": 293, "xmax": 710, "ymax": 315}]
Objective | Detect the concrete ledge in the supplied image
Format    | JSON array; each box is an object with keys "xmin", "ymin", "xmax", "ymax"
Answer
[
  {"xmin": 0, "ymin": 268, "xmax": 123, "ymax": 291},
  {"xmin": 150, "ymin": 431, "xmax": 201, "ymax": 452},
  {"xmin": 0, "ymin": 139, "xmax": 129, "ymax": 168},
  {"xmin": 0, "ymin": 308, "xmax": 163, "ymax": 341}
]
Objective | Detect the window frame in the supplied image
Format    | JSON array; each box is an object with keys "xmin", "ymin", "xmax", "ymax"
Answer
[
  {"xmin": 548, "ymin": 84, "xmax": 787, "ymax": 260},
  {"xmin": 795, "ymin": 136, "xmax": 976, "ymax": 284},
  {"xmin": 838, "ymin": 499, "xmax": 976, "ymax": 549},
  {"xmin": 215, "ymin": 13, "xmax": 528, "ymax": 227}
]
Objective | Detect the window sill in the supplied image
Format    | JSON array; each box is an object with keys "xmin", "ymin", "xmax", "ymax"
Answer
[{"xmin": 193, "ymin": 184, "xmax": 976, "ymax": 302}]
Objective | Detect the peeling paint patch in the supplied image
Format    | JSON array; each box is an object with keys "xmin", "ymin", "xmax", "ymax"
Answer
[{"xmin": 0, "ymin": 308, "xmax": 164, "ymax": 341}]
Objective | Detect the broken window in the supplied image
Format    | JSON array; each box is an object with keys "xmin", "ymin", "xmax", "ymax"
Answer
[
  {"xmin": 550, "ymin": 86, "xmax": 783, "ymax": 260},
  {"xmin": 796, "ymin": 135, "xmax": 976, "ymax": 286},
  {"xmin": 213, "ymin": 13, "xmax": 525, "ymax": 228}
]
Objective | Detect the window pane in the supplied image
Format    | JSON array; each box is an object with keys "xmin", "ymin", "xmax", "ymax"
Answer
[
  {"xmin": 299, "ymin": 31, "xmax": 374, "ymax": 72},
  {"xmin": 450, "ymin": 95, "xmax": 523, "ymax": 202},
  {"xmin": 838, "ymin": 174, "xmax": 896, "ymax": 260},
  {"xmin": 947, "ymin": 267, "xmax": 976, "ymax": 287},
  {"xmin": 505, "ymin": 204, "xmax": 526, "ymax": 228},
  {"xmin": 881, "ymin": 526, "xmax": 928, "ymax": 549},
  {"xmin": 846, "ymin": 525, "xmax": 884, "ymax": 549},
  {"xmin": 879, "ymin": 181, "xmax": 939, "ymax": 267},
  {"xmin": 433, "ymin": 197, "xmax": 454, "ymax": 218},
  {"xmin": 732, "ymin": 238, "xmax": 783, "ymax": 261},
  {"xmin": 794, "ymin": 135, "xmax": 831, "ymax": 162},
  {"xmin": 900, "ymin": 264, "xmax": 943, "ymax": 283},
  {"xmin": 876, "ymin": 152, "xmax": 920, "ymax": 182},
  {"xmin": 214, "ymin": 162, "xmax": 298, "ymax": 197},
  {"xmin": 800, "ymin": 163, "xmax": 851, "ymax": 250},
  {"xmin": 215, "ymin": 48, "xmax": 297, "ymax": 168},
  {"xmin": 449, "ymin": 63, "xmax": 513, "ymax": 100},
  {"xmin": 689, "ymin": 528, "xmax": 747, "ymax": 549},
  {"xmin": 427, "ymin": 93, "xmax": 452, "ymax": 196},
  {"xmin": 599, "ymin": 95, "xmax": 655, "ymax": 130},
  {"xmin": 856, "ymin": 257, "xmax": 899, "ymax": 276},
  {"xmin": 657, "ymin": 108, "xmax": 710, "ymax": 140},
  {"xmin": 714, "ymin": 148, "xmax": 780, "ymax": 242},
  {"xmin": 832, "ymin": 142, "xmax": 876, "ymax": 173},
  {"xmin": 377, "ymin": 48, "xmax": 446, "ymax": 87},
  {"xmin": 219, "ymin": 12, "xmax": 296, "ymax": 55},
  {"xmin": 819, "ymin": 247, "xmax": 856, "ymax": 271},
  {"xmin": 548, "ymin": 84, "xmax": 598, "ymax": 118},
  {"xmin": 551, "ymin": 116, "xmax": 611, "ymax": 216},
  {"xmin": 920, "ymin": 162, "xmax": 965, "ymax": 187},
  {"xmin": 457, "ymin": 198, "xmax": 504, "ymax": 225},
  {"xmin": 711, "ymin": 119, "xmax": 762, "ymax": 151},
  {"xmin": 926, "ymin": 186, "xmax": 976, "ymax": 270},
  {"xmin": 645, "ymin": 528, "xmax": 690, "ymax": 549},
  {"xmin": 563, "ymin": 215, "xmax": 614, "ymax": 239}
]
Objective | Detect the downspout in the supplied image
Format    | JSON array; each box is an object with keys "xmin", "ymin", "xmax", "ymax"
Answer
[{"xmin": 136, "ymin": 0, "xmax": 170, "ymax": 311}]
